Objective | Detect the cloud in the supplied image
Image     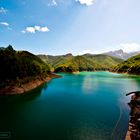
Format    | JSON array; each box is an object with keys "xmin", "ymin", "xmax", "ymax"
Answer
[
  {"xmin": 79, "ymin": 50, "xmax": 93, "ymax": 55},
  {"xmin": 78, "ymin": 49, "xmax": 99, "ymax": 55},
  {"xmin": 48, "ymin": 0, "xmax": 57, "ymax": 6},
  {"xmin": 24, "ymin": 27, "xmax": 36, "ymax": 33},
  {"xmin": 0, "ymin": 7, "xmax": 8, "ymax": 14},
  {"xmin": 120, "ymin": 43, "xmax": 140, "ymax": 52},
  {"xmin": 34, "ymin": 26, "xmax": 40, "ymax": 31},
  {"xmin": 0, "ymin": 22, "xmax": 9, "ymax": 26},
  {"xmin": 39, "ymin": 26, "xmax": 50, "ymax": 32},
  {"xmin": 0, "ymin": 22, "xmax": 12, "ymax": 30},
  {"xmin": 22, "ymin": 25, "xmax": 50, "ymax": 34},
  {"xmin": 76, "ymin": 0, "xmax": 95, "ymax": 6}
]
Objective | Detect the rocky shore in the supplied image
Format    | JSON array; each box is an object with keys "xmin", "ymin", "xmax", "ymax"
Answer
[
  {"xmin": 125, "ymin": 91, "xmax": 140, "ymax": 140},
  {"xmin": 0, "ymin": 73, "xmax": 60, "ymax": 95}
]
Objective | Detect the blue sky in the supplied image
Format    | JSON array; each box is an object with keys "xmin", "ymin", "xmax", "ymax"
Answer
[{"xmin": 0, "ymin": 0, "xmax": 140, "ymax": 55}]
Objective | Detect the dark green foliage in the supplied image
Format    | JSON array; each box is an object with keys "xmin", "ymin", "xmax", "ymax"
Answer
[
  {"xmin": 114, "ymin": 54, "xmax": 140, "ymax": 74},
  {"xmin": 6, "ymin": 45, "xmax": 15, "ymax": 52},
  {"xmin": 38, "ymin": 53, "xmax": 123, "ymax": 72},
  {"xmin": 0, "ymin": 46, "xmax": 51, "ymax": 87},
  {"xmin": 54, "ymin": 64, "xmax": 78, "ymax": 73}
]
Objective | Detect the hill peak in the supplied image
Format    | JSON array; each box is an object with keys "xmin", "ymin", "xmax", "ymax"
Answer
[
  {"xmin": 64, "ymin": 53, "xmax": 73, "ymax": 57},
  {"xmin": 104, "ymin": 49, "xmax": 140, "ymax": 60}
]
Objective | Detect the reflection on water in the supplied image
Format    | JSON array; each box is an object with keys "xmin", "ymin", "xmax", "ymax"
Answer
[
  {"xmin": 0, "ymin": 72, "xmax": 140, "ymax": 140},
  {"xmin": 0, "ymin": 82, "xmax": 48, "ymax": 104}
]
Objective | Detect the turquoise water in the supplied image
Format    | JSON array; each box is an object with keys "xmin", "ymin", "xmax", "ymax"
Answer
[{"xmin": 0, "ymin": 71, "xmax": 140, "ymax": 140}]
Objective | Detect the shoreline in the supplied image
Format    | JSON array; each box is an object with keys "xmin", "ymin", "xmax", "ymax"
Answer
[
  {"xmin": 125, "ymin": 127, "xmax": 131, "ymax": 140},
  {"xmin": 1, "ymin": 71, "xmax": 139, "ymax": 95},
  {"xmin": 125, "ymin": 91, "xmax": 140, "ymax": 140},
  {"xmin": 0, "ymin": 73, "xmax": 61, "ymax": 95},
  {"xmin": 59, "ymin": 70, "xmax": 140, "ymax": 77},
  {"xmin": 110, "ymin": 70, "xmax": 140, "ymax": 77}
]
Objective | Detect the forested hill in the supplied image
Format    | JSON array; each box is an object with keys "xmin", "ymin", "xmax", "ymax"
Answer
[
  {"xmin": 38, "ymin": 54, "xmax": 123, "ymax": 72},
  {"xmin": 113, "ymin": 53, "xmax": 140, "ymax": 74},
  {"xmin": 0, "ymin": 45, "xmax": 51, "ymax": 88}
]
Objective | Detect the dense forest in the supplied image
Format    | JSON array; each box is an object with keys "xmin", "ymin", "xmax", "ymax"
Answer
[
  {"xmin": 38, "ymin": 53, "xmax": 123, "ymax": 72},
  {"xmin": 114, "ymin": 54, "xmax": 140, "ymax": 74},
  {"xmin": 0, "ymin": 45, "xmax": 51, "ymax": 88}
]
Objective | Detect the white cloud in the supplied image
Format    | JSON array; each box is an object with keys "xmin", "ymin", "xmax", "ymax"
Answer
[
  {"xmin": 78, "ymin": 49, "xmax": 99, "ymax": 55},
  {"xmin": 34, "ymin": 25, "xmax": 40, "ymax": 31},
  {"xmin": 40, "ymin": 26, "xmax": 50, "ymax": 32},
  {"xmin": 120, "ymin": 43, "xmax": 140, "ymax": 52},
  {"xmin": 52, "ymin": 0, "xmax": 57, "ymax": 5},
  {"xmin": 76, "ymin": 0, "xmax": 95, "ymax": 6},
  {"xmin": 25, "ymin": 27, "xmax": 36, "ymax": 33},
  {"xmin": 48, "ymin": 0, "xmax": 57, "ymax": 6},
  {"xmin": 79, "ymin": 50, "xmax": 93, "ymax": 55},
  {"xmin": 34, "ymin": 25, "xmax": 49, "ymax": 32},
  {"xmin": 22, "ymin": 25, "xmax": 50, "ymax": 34},
  {"xmin": 0, "ymin": 7, "xmax": 8, "ymax": 14},
  {"xmin": 0, "ymin": 22, "xmax": 9, "ymax": 26}
]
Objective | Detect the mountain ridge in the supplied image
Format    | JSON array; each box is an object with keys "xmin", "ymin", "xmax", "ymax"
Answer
[
  {"xmin": 103, "ymin": 49, "xmax": 140, "ymax": 60},
  {"xmin": 113, "ymin": 53, "xmax": 140, "ymax": 74},
  {"xmin": 38, "ymin": 53, "xmax": 123, "ymax": 72},
  {"xmin": 38, "ymin": 49, "xmax": 140, "ymax": 60}
]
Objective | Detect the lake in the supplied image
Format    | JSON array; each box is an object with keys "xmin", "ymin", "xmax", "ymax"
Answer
[{"xmin": 0, "ymin": 71, "xmax": 140, "ymax": 140}]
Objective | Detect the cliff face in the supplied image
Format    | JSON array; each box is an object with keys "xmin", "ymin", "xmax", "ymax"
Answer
[{"xmin": 126, "ymin": 91, "xmax": 140, "ymax": 140}]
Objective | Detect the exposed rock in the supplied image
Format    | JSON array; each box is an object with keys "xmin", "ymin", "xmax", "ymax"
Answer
[{"xmin": 125, "ymin": 91, "xmax": 140, "ymax": 140}]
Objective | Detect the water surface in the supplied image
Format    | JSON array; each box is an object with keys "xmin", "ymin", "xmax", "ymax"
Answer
[{"xmin": 0, "ymin": 72, "xmax": 140, "ymax": 140}]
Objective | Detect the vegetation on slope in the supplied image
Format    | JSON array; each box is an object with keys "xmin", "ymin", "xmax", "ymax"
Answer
[
  {"xmin": 114, "ymin": 53, "xmax": 140, "ymax": 74},
  {"xmin": 0, "ymin": 45, "xmax": 51, "ymax": 88},
  {"xmin": 82, "ymin": 54, "xmax": 123, "ymax": 69},
  {"xmin": 38, "ymin": 54, "xmax": 123, "ymax": 72}
]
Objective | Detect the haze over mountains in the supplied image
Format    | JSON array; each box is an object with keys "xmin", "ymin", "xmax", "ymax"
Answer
[
  {"xmin": 103, "ymin": 49, "xmax": 140, "ymax": 60},
  {"xmin": 37, "ymin": 49, "xmax": 140, "ymax": 72},
  {"xmin": 37, "ymin": 49, "xmax": 140, "ymax": 60}
]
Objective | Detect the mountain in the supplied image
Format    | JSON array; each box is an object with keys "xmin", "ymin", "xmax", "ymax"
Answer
[
  {"xmin": 113, "ymin": 53, "xmax": 140, "ymax": 74},
  {"xmin": 0, "ymin": 45, "xmax": 51, "ymax": 88},
  {"xmin": 38, "ymin": 54, "xmax": 123, "ymax": 72},
  {"xmin": 104, "ymin": 49, "xmax": 140, "ymax": 60},
  {"xmin": 0, "ymin": 47, "xmax": 5, "ymax": 50}
]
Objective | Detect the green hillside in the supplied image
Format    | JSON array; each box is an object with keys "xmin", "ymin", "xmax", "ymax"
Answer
[
  {"xmin": 0, "ymin": 45, "xmax": 51, "ymax": 88},
  {"xmin": 38, "ymin": 54, "xmax": 123, "ymax": 72},
  {"xmin": 82, "ymin": 54, "xmax": 123, "ymax": 69},
  {"xmin": 114, "ymin": 53, "xmax": 140, "ymax": 74}
]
